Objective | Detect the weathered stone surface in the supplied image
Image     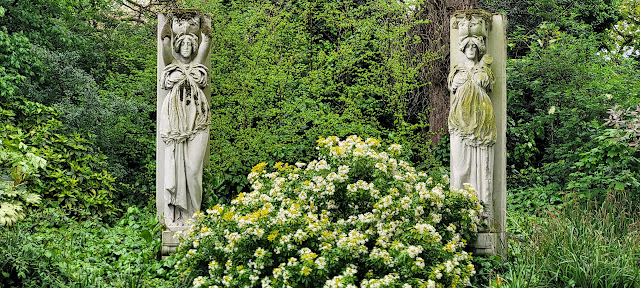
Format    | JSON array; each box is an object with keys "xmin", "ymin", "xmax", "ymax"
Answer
[
  {"xmin": 157, "ymin": 10, "xmax": 212, "ymax": 253},
  {"xmin": 449, "ymin": 11, "xmax": 507, "ymax": 256}
]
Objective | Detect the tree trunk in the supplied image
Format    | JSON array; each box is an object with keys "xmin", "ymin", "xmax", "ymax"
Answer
[{"xmin": 411, "ymin": 0, "xmax": 477, "ymax": 146}]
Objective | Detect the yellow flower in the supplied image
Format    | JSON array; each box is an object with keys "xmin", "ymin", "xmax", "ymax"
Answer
[
  {"xmin": 251, "ymin": 162, "xmax": 268, "ymax": 173},
  {"xmin": 274, "ymin": 162, "xmax": 286, "ymax": 171},
  {"xmin": 301, "ymin": 266, "xmax": 312, "ymax": 276},
  {"xmin": 267, "ymin": 230, "xmax": 279, "ymax": 242},
  {"xmin": 222, "ymin": 211, "xmax": 234, "ymax": 221}
]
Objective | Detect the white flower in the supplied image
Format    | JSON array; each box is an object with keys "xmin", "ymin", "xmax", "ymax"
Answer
[
  {"xmin": 252, "ymin": 181, "xmax": 263, "ymax": 191},
  {"xmin": 388, "ymin": 144, "xmax": 402, "ymax": 154},
  {"xmin": 294, "ymin": 229, "xmax": 307, "ymax": 241},
  {"xmin": 338, "ymin": 165, "xmax": 350, "ymax": 175},
  {"xmin": 442, "ymin": 174, "xmax": 449, "ymax": 184},
  {"xmin": 254, "ymin": 247, "xmax": 266, "ymax": 258},
  {"xmin": 192, "ymin": 276, "xmax": 206, "ymax": 288},
  {"xmin": 288, "ymin": 173, "xmax": 300, "ymax": 181},
  {"xmin": 249, "ymin": 274, "xmax": 259, "ymax": 284},
  {"xmin": 407, "ymin": 245, "xmax": 424, "ymax": 258},
  {"xmin": 315, "ymin": 159, "xmax": 331, "ymax": 171},
  {"xmin": 315, "ymin": 257, "xmax": 327, "ymax": 269}
]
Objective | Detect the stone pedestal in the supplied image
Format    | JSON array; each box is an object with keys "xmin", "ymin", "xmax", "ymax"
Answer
[
  {"xmin": 472, "ymin": 232, "xmax": 508, "ymax": 256},
  {"xmin": 161, "ymin": 231, "xmax": 180, "ymax": 257},
  {"xmin": 161, "ymin": 226, "xmax": 189, "ymax": 257}
]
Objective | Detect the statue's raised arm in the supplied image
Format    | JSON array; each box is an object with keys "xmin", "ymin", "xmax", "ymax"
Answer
[{"xmin": 193, "ymin": 15, "xmax": 212, "ymax": 65}]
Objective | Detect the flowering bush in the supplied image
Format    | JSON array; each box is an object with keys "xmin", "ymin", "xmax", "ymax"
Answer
[{"xmin": 172, "ymin": 136, "xmax": 483, "ymax": 288}]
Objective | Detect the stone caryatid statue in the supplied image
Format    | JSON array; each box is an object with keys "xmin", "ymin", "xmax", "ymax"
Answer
[
  {"xmin": 449, "ymin": 10, "xmax": 507, "ymax": 256},
  {"xmin": 448, "ymin": 12, "xmax": 496, "ymax": 220},
  {"xmin": 157, "ymin": 10, "xmax": 212, "ymax": 229}
]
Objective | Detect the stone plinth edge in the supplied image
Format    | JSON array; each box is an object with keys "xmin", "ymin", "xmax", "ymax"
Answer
[{"xmin": 472, "ymin": 232, "xmax": 508, "ymax": 257}]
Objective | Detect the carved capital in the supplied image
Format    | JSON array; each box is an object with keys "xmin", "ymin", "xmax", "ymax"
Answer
[{"xmin": 452, "ymin": 9, "xmax": 493, "ymax": 37}]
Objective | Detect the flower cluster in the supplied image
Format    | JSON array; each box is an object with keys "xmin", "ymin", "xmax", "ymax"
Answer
[{"xmin": 172, "ymin": 135, "xmax": 483, "ymax": 287}]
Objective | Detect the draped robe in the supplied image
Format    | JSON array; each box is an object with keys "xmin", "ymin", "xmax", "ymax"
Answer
[
  {"xmin": 159, "ymin": 62, "xmax": 210, "ymax": 224},
  {"xmin": 448, "ymin": 60, "xmax": 496, "ymax": 215}
]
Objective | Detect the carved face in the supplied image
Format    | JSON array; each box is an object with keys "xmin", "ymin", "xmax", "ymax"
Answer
[
  {"xmin": 464, "ymin": 44, "xmax": 478, "ymax": 61},
  {"xmin": 180, "ymin": 41, "xmax": 193, "ymax": 58},
  {"xmin": 172, "ymin": 15, "xmax": 201, "ymax": 36}
]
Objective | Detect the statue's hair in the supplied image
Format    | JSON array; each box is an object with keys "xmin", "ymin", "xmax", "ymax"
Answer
[
  {"xmin": 173, "ymin": 33, "xmax": 199, "ymax": 55},
  {"xmin": 459, "ymin": 36, "xmax": 486, "ymax": 56}
]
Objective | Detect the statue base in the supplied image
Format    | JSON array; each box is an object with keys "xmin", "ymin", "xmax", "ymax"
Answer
[
  {"xmin": 472, "ymin": 232, "xmax": 508, "ymax": 257},
  {"xmin": 161, "ymin": 225, "xmax": 189, "ymax": 258}
]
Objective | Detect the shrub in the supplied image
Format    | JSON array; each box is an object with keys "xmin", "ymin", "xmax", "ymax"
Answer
[
  {"xmin": 171, "ymin": 136, "xmax": 483, "ymax": 288},
  {"xmin": 566, "ymin": 105, "xmax": 640, "ymax": 204},
  {"xmin": 0, "ymin": 144, "xmax": 45, "ymax": 226},
  {"xmin": 1, "ymin": 99, "xmax": 117, "ymax": 218},
  {"xmin": 0, "ymin": 206, "xmax": 173, "ymax": 287},
  {"xmin": 175, "ymin": 0, "xmax": 438, "ymax": 201}
]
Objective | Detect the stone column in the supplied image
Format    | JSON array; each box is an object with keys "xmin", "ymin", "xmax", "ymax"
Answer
[
  {"xmin": 449, "ymin": 10, "xmax": 507, "ymax": 256},
  {"xmin": 157, "ymin": 10, "xmax": 212, "ymax": 256}
]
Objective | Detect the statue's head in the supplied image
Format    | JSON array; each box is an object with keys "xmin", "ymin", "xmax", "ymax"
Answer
[
  {"xmin": 460, "ymin": 36, "xmax": 486, "ymax": 60},
  {"xmin": 174, "ymin": 33, "xmax": 200, "ymax": 58}
]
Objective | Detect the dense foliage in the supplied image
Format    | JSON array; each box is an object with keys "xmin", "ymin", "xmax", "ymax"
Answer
[
  {"xmin": 0, "ymin": 206, "xmax": 172, "ymax": 287},
  {"xmin": 0, "ymin": 0, "xmax": 639, "ymax": 287},
  {"xmin": 172, "ymin": 136, "xmax": 483, "ymax": 287},
  {"xmin": 477, "ymin": 0, "xmax": 640, "ymax": 213},
  {"xmin": 0, "ymin": 0, "xmax": 159, "ymax": 218},
  {"xmin": 177, "ymin": 0, "xmax": 440, "ymax": 202}
]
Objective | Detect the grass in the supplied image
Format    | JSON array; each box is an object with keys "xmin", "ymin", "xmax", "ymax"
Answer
[{"xmin": 495, "ymin": 193, "xmax": 640, "ymax": 288}]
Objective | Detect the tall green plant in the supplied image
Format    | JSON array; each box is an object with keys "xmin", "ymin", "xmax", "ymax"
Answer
[
  {"xmin": 0, "ymin": 145, "xmax": 45, "ymax": 226},
  {"xmin": 1, "ymin": 100, "xmax": 118, "ymax": 218},
  {"xmin": 500, "ymin": 195, "xmax": 640, "ymax": 287}
]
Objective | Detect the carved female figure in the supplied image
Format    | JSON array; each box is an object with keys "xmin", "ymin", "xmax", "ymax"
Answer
[
  {"xmin": 159, "ymin": 12, "xmax": 212, "ymax": 225},
  {"xmin": 448, "ymin": 34, "xmax": 496, "ymax": 220}
]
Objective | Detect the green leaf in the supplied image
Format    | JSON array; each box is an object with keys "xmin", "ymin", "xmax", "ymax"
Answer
[{"xmin": 141, "ymin": 230, "xmax": 152, "ymax": 242}]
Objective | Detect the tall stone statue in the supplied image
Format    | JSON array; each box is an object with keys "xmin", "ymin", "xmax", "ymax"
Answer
[
  {"xmin": 449, "ymin": 10, "xmax": 507, "ymax": 256},
  {"xmin": 157, "ymin": 10, "xmax": 212, "ymax": 255},
  {"xmin": 449, "ymin": 13, "xmax": 496, "ymax": 222}
]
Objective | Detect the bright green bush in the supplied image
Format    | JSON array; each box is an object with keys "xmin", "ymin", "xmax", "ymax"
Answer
[
  {"xmin": 504, "ymin": 23, "xmax": 640, "ymax": 207},
  {"xmin": 565, "ymin": 105, "xmax": 640, "ymax": 204},
  {"xmin": 171, "ymin": 136, "xmax": 482, "ymax": 287},
  {"xmin": 1, "ymin": 0, "xmax": 159, "ymax": 204},
  {"xmin": 1, "ymin": 99, "xmax": 117, "ymax": 218},
  {"xmin": 0, "ymin": 206, "xmax": 174, "ymax": 287},
  {"xmin": 0, "ymin": 143, "xmax": 45, "ymax": 226}
]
